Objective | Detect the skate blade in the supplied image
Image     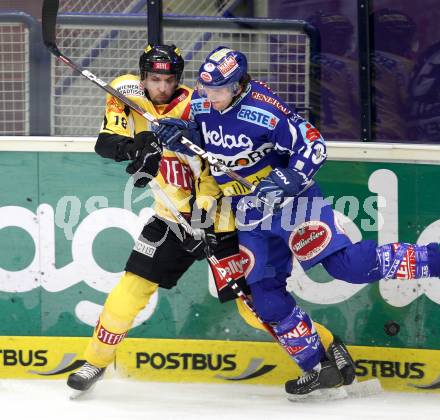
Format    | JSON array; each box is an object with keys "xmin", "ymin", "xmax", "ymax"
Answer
[
  {"xmin": 69, "ymin": 389, "xmax": 87, "ymax": 400},
  {"xmin": 68, "ymin": 383, "xmax": 97, "ymax": 400},
  {"xmin": 344, "ymin": 378, "xmax": 382, "ymax": 398},
  {"xmin": 287, "ymin": 386, "xmax": 348, "ymax": 402}
]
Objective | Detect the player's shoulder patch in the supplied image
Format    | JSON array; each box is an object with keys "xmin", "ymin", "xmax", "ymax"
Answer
[
  {"xmin": 111, "ymin": 74, "xmax": 145, "ymax": 97},
  {"xmin": 297, "ymin": 121, "xmax": 324, "ymax": 143},
  {"xmin": 237, "ymin": 104, "xmax": 280, "ymax": 130},
  {"xmin": 191, "ymin": 97, "xmax": 212, "ymax": 115}
]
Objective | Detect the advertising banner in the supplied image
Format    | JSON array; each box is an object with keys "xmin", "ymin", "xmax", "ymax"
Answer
[
  {"xmin": 1, "ymin": 147, "xmax": 440, "ymax": 353},
  {"xmin": 1, "ymin": 336, "xmax": 439, "ymax": 393}
]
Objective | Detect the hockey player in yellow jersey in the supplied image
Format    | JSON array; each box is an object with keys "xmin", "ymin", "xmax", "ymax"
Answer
[
  {"xmin": 66, "ymin": 43, "xmax": 247, "ymax": 394},
  {"xmin": 66, "ymin": 44, "xmax": 347, "ymax": 395}
]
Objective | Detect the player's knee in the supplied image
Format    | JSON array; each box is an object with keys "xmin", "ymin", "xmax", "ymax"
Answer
[
  {"xmin": 249, "ymin": 278, "xmax": 296, "ymax": 323},
  {"xmin": 104, "ymin": 271, "xmax": 158, "ymax": 320},
  {"xmin": 321, "ymin": 240, "xmax": 381, "ymax": 284}
]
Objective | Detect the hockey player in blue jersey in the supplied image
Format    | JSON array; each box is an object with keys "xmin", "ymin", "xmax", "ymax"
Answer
[{"xmin": 154, "ymin": 46, "xmax": 440, "ymax": 396}]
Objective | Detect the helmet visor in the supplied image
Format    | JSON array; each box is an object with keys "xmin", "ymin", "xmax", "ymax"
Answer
[{"xmin": 196, "ymin": 80, "xmax": 240, "ymax": 102}]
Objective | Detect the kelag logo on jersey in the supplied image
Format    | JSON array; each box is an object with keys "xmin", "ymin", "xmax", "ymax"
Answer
[
  {"xmin": 237, "ymin": 105, "xmax": 279, "ymax": 130},
  {"xmin": 191, "ymin": 98, "xmax": 211, "ymax": 115}
]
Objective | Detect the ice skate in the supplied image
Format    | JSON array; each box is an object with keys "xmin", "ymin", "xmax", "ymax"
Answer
[
  {"xmin": 285, "ymin": 358, "xmax": 345, "ymax": 401},
  {"xmin": 67, "ymin": 362, "xmax": 106, "ymax": 399},
  {"xmin": 327, "ymin": 337, "xmax": 383, "ymax": 398},
  {"xmin": 327, "ymin": 336, "xmax": 356, "ymax": 385}
]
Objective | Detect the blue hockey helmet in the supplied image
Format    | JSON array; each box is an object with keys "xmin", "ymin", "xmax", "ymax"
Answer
[{"xmin": 197, "ymin": 46, "xmax": 248, "ymax": 89}]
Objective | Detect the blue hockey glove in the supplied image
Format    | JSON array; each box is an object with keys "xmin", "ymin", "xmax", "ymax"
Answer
[
  {"xmin": 154, "ymin": 118, "xmax": 200, "ymax": 156},
  {"xmin": 254, "ymin": 167, "xmax": 305, "ymax": 213}
]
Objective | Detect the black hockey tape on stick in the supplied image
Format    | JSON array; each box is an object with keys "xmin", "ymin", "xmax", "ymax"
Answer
[
  {"xmin": 41, "ymin": 0, "xmax": 59, "ymax": 53},
  {"xmin": 41, "ymin": 0, "xmax": 255, "ymax": 193}
]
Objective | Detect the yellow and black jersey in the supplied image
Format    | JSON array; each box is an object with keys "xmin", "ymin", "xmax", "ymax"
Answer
[{"xmin": 99, "ymin": 74, "xmax": 230, "ymax": 229}]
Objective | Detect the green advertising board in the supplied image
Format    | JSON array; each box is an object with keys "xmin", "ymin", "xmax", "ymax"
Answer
[{"xmin": 1, "ymin": 139, "xmax": 440, "ymax": 351}]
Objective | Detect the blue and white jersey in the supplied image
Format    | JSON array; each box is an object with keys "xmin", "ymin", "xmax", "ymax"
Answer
[{"xmin": 190, "ymin": 80, "xmax": 327, "ymax": 206}]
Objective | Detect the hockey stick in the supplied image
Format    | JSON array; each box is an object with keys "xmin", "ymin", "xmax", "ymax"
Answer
[
  {"xmin": 148, "ymin": 179, "xmax": 294, "ymax": 356},
  {"xmin": 41, "ymin": 0, "xmax": 256, "ymax": 193}
]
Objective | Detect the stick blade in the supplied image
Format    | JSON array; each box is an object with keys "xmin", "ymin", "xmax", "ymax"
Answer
[{"xmin": 42, "ymin": 0, "xmax": 60, "ymax": 50}]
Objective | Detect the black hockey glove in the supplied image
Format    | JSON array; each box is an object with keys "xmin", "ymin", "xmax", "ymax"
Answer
[
  {"xmin": 181, "ymin": 225, "xmax": 219, "ymax": 260},
  {"xmin": 126, "ymin": 132, "xmax": 163, "ymax": 188},
  {"xmin": 117, "ymin": 131, "xmax": 150, "ymax": 161}
]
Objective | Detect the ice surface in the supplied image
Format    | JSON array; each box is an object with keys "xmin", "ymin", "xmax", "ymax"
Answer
[{"xmin": 1, "ymin": 378, "xmax": 439, "ymax": 420}]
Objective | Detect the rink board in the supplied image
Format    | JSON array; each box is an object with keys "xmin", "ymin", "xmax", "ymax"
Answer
[
  {"xmin": 0, "ymin": 336, "xmax": 439, "ymax": 393},
  {"xmin": 2, "ymin": 138, "xmax": 440, "ymax": 391},
  {"xmin": 1, "ymin": 139, "xmax": 440, "ymax": 349}
]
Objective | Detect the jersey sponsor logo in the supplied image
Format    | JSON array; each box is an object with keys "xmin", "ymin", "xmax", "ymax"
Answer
[
  {"xmin": 273, "ymin": 168, "xmax": 291, "ymax": 186},
  {"xmin": 134, "ymin": 237, "xmax": 157, "ymax": 257},
  {"xmin": 392, "ymin": 243, "xmax": 418, "ymax": 280},
  {"xmin": 251, "ymin": 91, "xmax": 291, "ymax": 115},
  {"xmin": 176, "ymin": 91, "xmax": 189, "ymax": 103},
  {"xmin": 209, "ymin": 48, "xmax": 233, "ymax": 62},
  {"xmin": 237, "ymin": 105, "xmax": 279, "ymax": 130},
  {"xmin": 220, "ymin": 165, "xmax": 272, "ymax": 197},
  {"xmin": 200, "ymin": 71, "xmax": 212, "ymax": 82},
  {"xmin": 298, "ymin": 121, "xmax": 323, "ymax": 143},
  {"xmin": 159, "ymin": 157, "xmax": 193, "ymax": 190},
  {"xmin": 289, "ymin": 221, "xmax": 332, "ymax": 261},
  {"xmin": 210, "ymin": 143, "xmax": 273, "ymax": 175},
  {"xmin": 279, "ymin": 320, "xmax": 312, "ymax": 355},
  {"xmin": 237, "ymin": 245, "xmax": 255, "ymax": 277},
  {"xmin": 97, "ymin": 325, "xmax": 128, "ymax": 345},
  {"xmin": 116, "ymin": 82, "xmax": 145, "ymax": 97},
  {"xmin": 218, "ymin": 56, "xmax": 239, "ymax": 77},
  {"xmin": 191, "ymin": 98, "xmax": 211, "ymax": 115},
  {"xmin": 211, "ymin": 251, "xmax": 251, "ymax": 290},
  {"xmin": 201, "ymin": 121, "xmax": 253, "ymax": 149},
  {"xmin": 106, "ymin": 97, "xmax": 125, "ymax": 114},
  {"xmin": 152, "ymin": 62, "xmax": 171, "ymax": 70}
]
